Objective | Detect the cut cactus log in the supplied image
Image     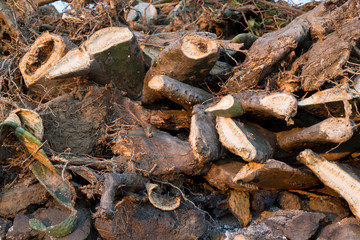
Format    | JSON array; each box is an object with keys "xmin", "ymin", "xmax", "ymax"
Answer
[
  {"xmin": 297, "ymin": 149, "xmax": 360, "ymax": 219},
  {"xmin": 189, "ymin": 104, "xmax": 223, "ymax": 164},
  {"xmin": 298, "ymin": 87, "xmax": 359, "ymax": 118},
  {"xmin": 47, "ymin": 27, "xmax": 145, "ymax": 100},
  {"xmin": 216, "ymin": 117, "xmax": 276, "ymax": 163},
  {"xmin": 19, "ymin": 32, "xmax": 77, "ymax": 98},
  {"xmin": 204, "ymin": 160, "xmax": 258, "ymax": 191},
  {"xmin": 277, "ymin": 118, "xmax": 355, "ymax": 152},
  {"xmin": 148, "ymin": 75, "xmax": 213, "ymax": 110},
  {"xmin": 141, "ymin": 34, "xmax": 219, "ymax": 104},
  {"xmin": 233, "ymin": 159, "xmax": 320, "ymax": 190},
  {"xmin": 233, "ymin": 90, "xmax": 298, "ymax": 123},
  {"xmin": 205, "ymin": 95, "xmax": 244, "ymax": 118}
]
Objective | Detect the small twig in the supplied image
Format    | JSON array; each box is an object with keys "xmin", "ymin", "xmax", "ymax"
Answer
[{"xmin": 154, "ymin": 180, "xmax": 216, "ymax": 223}]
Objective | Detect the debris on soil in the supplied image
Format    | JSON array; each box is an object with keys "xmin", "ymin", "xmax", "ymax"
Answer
[{"xmin": 1, "ymin": 0, "xmax": 360, "ymax": 239}]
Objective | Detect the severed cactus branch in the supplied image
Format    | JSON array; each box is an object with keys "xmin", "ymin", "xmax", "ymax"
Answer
[
  {"xmin": 277, "ymin": 118, "xmax": 355, "ymax": 152},
  {"xmin": 297, "ymin": 149, "xmax": 360, "ymax": 219},
  {"xmin": 148, "ymin": 75, "xmax": 213, "ymax": 110}
]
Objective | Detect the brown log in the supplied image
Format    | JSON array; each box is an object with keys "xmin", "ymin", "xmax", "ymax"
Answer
[
  {"xmin": 116, "ymin": 96, "xmax": 191, "ymax": 131},
  {"xmin": 233, "ymin": 90, "xmax": 298, "ymax": 123},
  {"xmin": 216, "ymin": 117, "xmax": 277, "ymax": 163},
  {"xmin": 148, "ymin": 75, "xmax": 213, "ymax": 110},
  {"xmin": 141, "ymin": 34, "xmax": 219, "ymax": 104},
  {"xmin": 277, "ymin": 118, "xmax": 355, "ymax": 152},
  {"xmin": 228, "ymin": 190, "xmax": 252, "ymax": 227},
  {"xmin": 298, "ymin": 86, "xmax": 359, "ymax": 118},
  {"xmin": 189, "ymin": 104, "xmax": 223, "ymax": 164},
  {"xmin": 110, "ymin": 127, "xmax": 201, "ymax": 177},
  {"xmin": 297, "ymin": 149, "xmax": 360, "ymax": 219},
  {"xmin": 223, "ymin": 0, "xmax": 360, "ymax": 93},
  {"xmin": 233, "ymin": 159, "xmax": 320, "ymax": 190},
  {"xmin": 204, "ymin": 160, "xmax": 258, "ymax": 191},
  {"xmin": 299, "ymin": 19, "xmax": 360, "ymax": 91}
]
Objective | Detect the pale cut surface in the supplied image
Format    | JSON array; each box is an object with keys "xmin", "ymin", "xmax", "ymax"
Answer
[
  {"xmin": 181, "ymin": 34, "xmax": 219, "ymax": 59},
  {"xmin": 259, "ymin": 93, "xmax": 297, "ymax": 119},
  {"xmin": 84, "ymin": 27, "xmax": 133, "ymax": 55}
]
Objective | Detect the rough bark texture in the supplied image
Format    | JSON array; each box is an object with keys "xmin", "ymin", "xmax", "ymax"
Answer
[
  {"xmin": 223, "ymin": 0, "xmax": 360, "ymax": 92},
  {"xmin": 228, "ymin": 190, "xmax": 252, "ymax": 227},
  {"xmin": 299, "ymin": 19, "xmax": 360, "ymax": 91},
  {"xmin": 95, "ymin": 199, "xmax": 206, "ymax": 240},
  {"xmin": 110, "ymin": 127, "xmax": 201, "ymax": 177}
]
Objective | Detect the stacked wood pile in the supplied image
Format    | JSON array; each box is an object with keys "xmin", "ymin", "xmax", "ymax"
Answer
[{"xmin": 0, "ymin": 0, "xmax": 360, "ymax": 239}]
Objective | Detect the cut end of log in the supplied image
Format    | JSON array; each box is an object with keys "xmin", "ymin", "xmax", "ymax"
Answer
[
  {"xmin": 47, "ymin": 48, "xmax": 91, "ymax": 80},
  {"xmin": 181, "ymin": 34, "xmax": 219, "ymax": 60},
  {"xmin": 19, "ymin": 32, "xmax": 69, "ymax": 85},
  {"xmin": 83, "ymin": 27, "xmax": 134, "ymax": 55},
  {"xmin": 319, "ymin": 118, "xmax": 355, "ymax": 143},
  {"xmin": 259, "ymin": 93, "xmax": 297, "ymax": 121},
  {"xmin": 148, "ymin": 75, "xmax": 165, "ymax": 91},
  {"xmin": 205, "ymin": 95, "xmax": 244, "ymax": 118},
  {"xmin": 217, "ymin": 117, "xmax": 258, "ymax": 162}
]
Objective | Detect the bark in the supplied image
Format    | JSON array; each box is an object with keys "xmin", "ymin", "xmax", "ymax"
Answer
[
  {"xmin": 147, "ymin": 75, "xmax": 213, "ymax": 110},
  {"xmin": 277, "ymin": 117, "xmax": 355, "ymax": 152},
  {"xmin": 116, "ymin": 96, "xmax": 191, "ymax": 131},
  {"xmin": 299, "ymin": 19, "xmax": 360, "ymax": 91},
  {"xmin": 189, "ymin": 104, "xmax": 223, "ymax": 165},
  {"xmin": 223, "ymin": 13, "xmax": 309, "ymax": 92},
  {"xmin": 110, "ymin": 127, "xmax": 202, "ymax": 177},
  {"xmin": 95, "ymin": 172, "xmax": 146, "ymax": 219},
  {"xmin": 204, "ymin": 160, "xmax": 258, "ymax": 192},
  {"xmin": 223, "ymin": 0, "xmax": 360, "ymax": 93},
  {"xmin": 141, "ymin": 34, "xmax": 219, "ymax": 104},
  {"xmin": 228, "ymin": 190, "xmax": 251, "ymax": 227}
]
